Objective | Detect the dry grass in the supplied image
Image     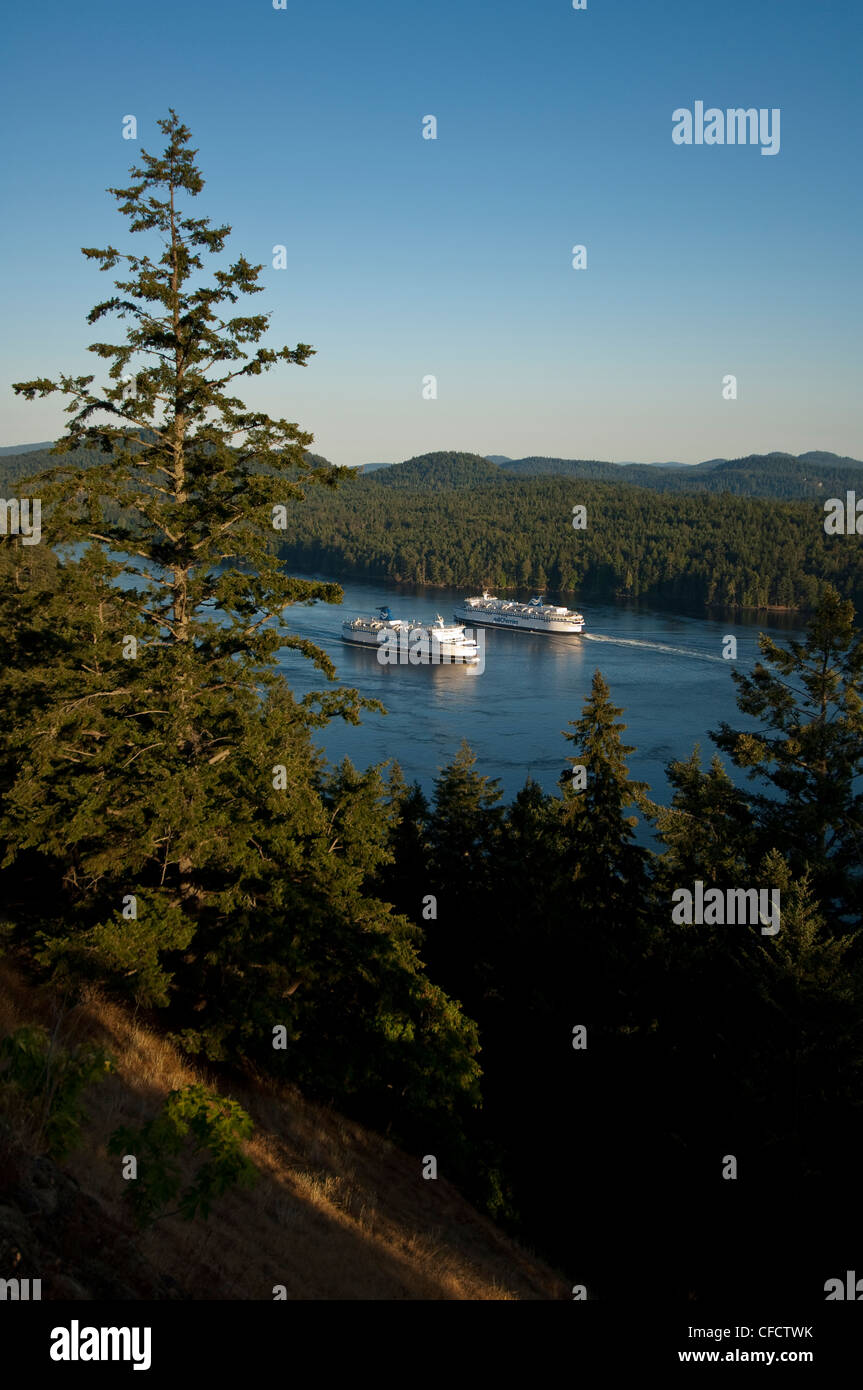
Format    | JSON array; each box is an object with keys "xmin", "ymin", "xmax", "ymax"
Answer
[{"xmin": 0, "ymin": 960, "xmax": 567, "ymax": 1300}]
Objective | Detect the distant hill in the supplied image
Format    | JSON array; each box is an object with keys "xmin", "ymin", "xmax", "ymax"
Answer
[
  {"xmin": 799, "ymin": 450, "xmax": 863, "ymax": 470},
  {"xmin": 373, "ymin": 451, "xmax": 502, "ymax": 489},
  {"xmin": 499, "ymin": 456, "xmax": 621, "ymax": 482},
  {"xmin": 669, "ymin": 452, "xmax": 863, "ymax": 499},
  {"xmin": 0, "ymin": 441, "xmax": 54, "ymax": 456},
  {"xmin": 0, "ymin": 442, "xmax": 335, "ymax": 495},
  {"xmin": 9, "ymin": 440, "xmax": 861, "ymax": 613},
  {"xmin": 274, "ymin": 454, "xmax": 863, "ymax": 611},
  {"xmin": 688, "ymin": 450, "xmax": 863, "ymax": 475},
  {"xmin": 4, "ymin": 441, "xmax": 862, "ymax": 505},
  {"xmin": 0, "ymin": 444, "xmax": 103, "ymax": 495},
  {"xmin": 486, "ymin": 451, "xmax": 863, "ymax": 500}
]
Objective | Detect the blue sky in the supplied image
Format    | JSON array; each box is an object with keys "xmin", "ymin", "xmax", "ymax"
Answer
[{"xmin": 1, "ymin": 0, "xmax": 861, "ymax": 465}]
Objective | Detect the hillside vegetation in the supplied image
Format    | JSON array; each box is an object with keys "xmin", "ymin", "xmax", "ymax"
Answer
[
  {"xmin": 0, "ymin": 962, "xmax": 565, "ymax": 1300},
  {"xmin": 499, "ymin": 449, "xmax": 863, "ymax": 498},
  {"xmin": 271, "ymin": 452, "xmax": 863, "ymax": 610},
  {"xmin": 6, "ymin": 444, "xmax": 860, "ymax": 610}
]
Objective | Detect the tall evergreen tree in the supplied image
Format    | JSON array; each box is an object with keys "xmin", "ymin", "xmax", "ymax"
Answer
[
  {"xmin": 644, "ymin": 746, "xmax": 754, "ymax": 891},
  {"xmin": 4, "ymin": 113, "xmax": 480, "ymax": 1135},
  {"xmin": 376, "ymin": 762, "xmax": 431, "ymax": 922},
  {"xmin": 8, "ymin": 109, "xmax": 354, "ymax": 990},
  {"xmin": 490, "ymin": 777, "xmax": 565, "ymax": 1012},
  {"xmin": 526, "ymin": 673, "xmax": 656, "ymax": 1282},
  {"xmin": 712, "ymin": 586, "xmax": 863, "ymax": 923},
  {"xmin": 558, "ymin": 669, "xmax": 650, "ymax": 931},
  {"xmin": 425, "ymin": 740, "xmax": 503, "ymax": 1008}
]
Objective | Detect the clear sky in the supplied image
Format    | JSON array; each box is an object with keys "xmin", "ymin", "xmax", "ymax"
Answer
[{"xmin": 1, "ymin": 0, "xmax": 861, "ymax": 465}]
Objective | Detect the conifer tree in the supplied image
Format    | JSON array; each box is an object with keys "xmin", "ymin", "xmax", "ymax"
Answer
[
  {"xmin": 559, "ymin": 669, "xmax": 650, "ymax": 925},
  {"xmin": 428, "ymin": 738, "xmax": 502, "ymax": 859},
  {"xmin": 377, "ymin": 762, "xmax": 431, "ymax": 922},
  {"xmin": 537, "ymin": 670, "xmax": 656, "ymax": 1093},
  {"xmin": 427, "ymin": 739, "xmax": 504, "ymax": 903},
  {"xmin": 7, "ymin": 111, "xmax": 357, "ymax": 989},
  {"xmin": 644, "ymin": 746, "xmax": 754, "ymax": 890},
  {"xmin": 4, "ymin": 113, "xmax": 481, "ymax": 1133},
  {"xmin": 491, "ymin": 778, "xmax": 564, "ymax": 1005},
  {"xmin": 425, "ymin": 740, "xmax": 503, "ymax": 1006},
  {"xmin": 480, "ymin": 678, "xmax": 655, "ymax": 1276},
  {"xmin": 712, "ymin": 586, "xmax": 863, "ymax": 923},
  {"xmin": 748, "ymin": 851, "xmax": 862, "ymax": 1188}
]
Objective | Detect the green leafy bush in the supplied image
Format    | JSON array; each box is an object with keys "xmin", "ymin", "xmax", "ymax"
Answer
[
  {"xmin": 108, "ymin": 1083, "xmax": 257, "ymax": 1227},
  {"xmin": 0, "ymin": 1024, "xmax": 113, "ymax": 1159}
]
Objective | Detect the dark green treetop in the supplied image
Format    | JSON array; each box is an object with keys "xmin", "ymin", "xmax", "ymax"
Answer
[
  {"xmin": 3, "ymin": 115, "xmax": 480, "ymax": 1141},
  {"xmin": 712, "ymin": 586, "xmax": 863, "ymax": 921}
]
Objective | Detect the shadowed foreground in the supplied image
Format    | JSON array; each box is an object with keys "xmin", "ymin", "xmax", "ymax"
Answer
[{"xmin": 0, "ymin": 963, "xmax": 565, "ymax": 1300}]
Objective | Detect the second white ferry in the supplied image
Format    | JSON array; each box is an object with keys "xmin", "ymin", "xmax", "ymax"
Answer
[
  {"xmin": 454, "ymin": 592, "xmax": 585, "ymax": 634},
  {"xmin": 342, "ymin": 607, "xmax": 482, "ymax": 663}
]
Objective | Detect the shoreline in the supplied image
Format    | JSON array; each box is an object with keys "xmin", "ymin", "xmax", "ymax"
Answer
[{"xmin": 283, "ymin": 564, "xmax": 811, "ymax": 620}]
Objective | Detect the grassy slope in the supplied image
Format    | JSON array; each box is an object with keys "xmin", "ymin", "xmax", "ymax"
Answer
[{"xmin": 0, "ymin": 963, "xmax": 566, "ymax": 1301}]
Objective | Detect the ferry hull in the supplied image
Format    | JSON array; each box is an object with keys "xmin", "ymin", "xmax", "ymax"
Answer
[
  {"xmin": 342, "ymin": 625, "xmax": 481, "ymax": 663},
  {"xmin": 453, "ymin": 607, "xmax": 584, "ymax": 634}
]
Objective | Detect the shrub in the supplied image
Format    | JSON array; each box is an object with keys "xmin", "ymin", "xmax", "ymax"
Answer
[{"xmin": 108, "ymin": 1083, "xmax": 257, "ymax": 1227}]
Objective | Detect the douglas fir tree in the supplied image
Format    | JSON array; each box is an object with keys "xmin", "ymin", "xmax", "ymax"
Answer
[{"xmin": 5, "ymin": 112, "xmax": 480, "ymax": 1139}]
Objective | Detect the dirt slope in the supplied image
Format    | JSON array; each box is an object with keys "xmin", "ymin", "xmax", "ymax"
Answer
[{"xmin": 0, "ymin": 962, "xmax": 566, "ymax": 1300}]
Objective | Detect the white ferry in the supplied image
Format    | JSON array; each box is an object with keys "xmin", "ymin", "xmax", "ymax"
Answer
[
  {"xmin": 342, "ymin": 607, "xmax": 481, "ymax": 663},
  {"xmin": 454, "ymin": 592, "xmax": 585, "ymax": 634}
]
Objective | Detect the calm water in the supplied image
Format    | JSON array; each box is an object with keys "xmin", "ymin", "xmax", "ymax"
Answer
[{"xmin": 276, "ymin": 576, "xmax": 807, "ymax": 811}]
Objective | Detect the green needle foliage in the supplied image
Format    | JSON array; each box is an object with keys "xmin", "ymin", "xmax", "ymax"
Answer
[
  {"xmin": 641, "ymin": 746, "xmax": 754, "ymax": 891},
  {"xmin": 712, "ymin": 586, "xmax": 863, "ymax": 922},
  {"xmin": 424, "ymin": 741, "xmax": 504, "ymax": 1008},
  {"xmin": 2, "ymin": 112, "xmax": 480, "ymax": 1141},
  {"xmin": 559, "ymin": 669, "xmax": 650, "ymax": 926},
  {"xmin": 7, "ymin": 110, "xmax": 358, "ymax": 994}
]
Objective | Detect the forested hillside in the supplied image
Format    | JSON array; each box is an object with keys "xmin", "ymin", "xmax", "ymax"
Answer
[
  {"xmin": 6, "ymin": 444, "xmax": 862, "ymax": 502},
  {"xmin": 500, "ymin": 450, "xmax": 863, "ymax": 499},
  {"xmin": 7, "ymin": 445, "xmax": 859, "ymax": 611},
  {"xmin": 0, "ymin": 440, "xmax": 335, "ymax": 493},
  {"xmin": 273, "ymin": 453, "xmax": 863, "ymax": 611}
]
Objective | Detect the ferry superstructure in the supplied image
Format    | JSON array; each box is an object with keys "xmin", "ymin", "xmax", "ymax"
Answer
[
  {"xmin": 342, "ymin": 607, "xmax": 481, "ymax": 663},
  {"xmin": 454, "ymin": 592, "xmax": 585, "ymax": 634}
]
